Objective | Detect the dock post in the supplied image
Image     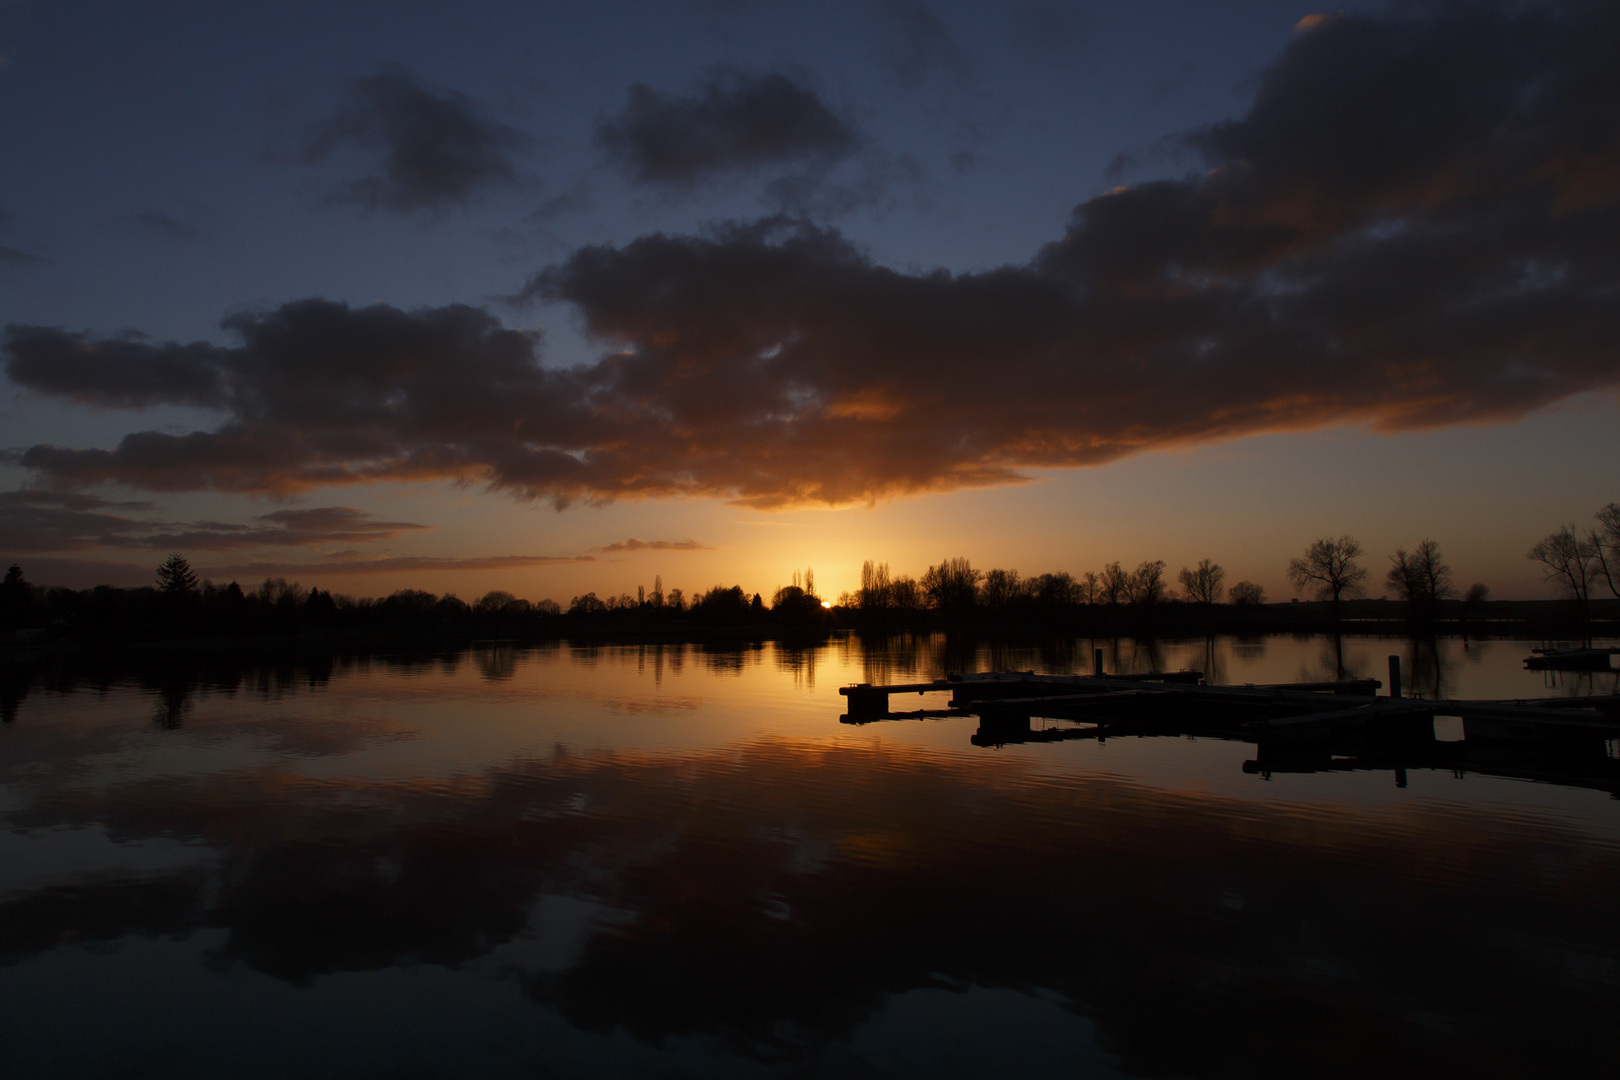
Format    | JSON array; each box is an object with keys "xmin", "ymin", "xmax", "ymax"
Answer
[
  {"xmin": 1094, "ymin": 648, "xmax": 1104, "ymax": 678},
  {"xmin": 1388, "ymin": 655, "xmax": 1402, "ymax": 700},
  {"xmin": 845, "ymin": 685, "xmax": 889, "ymax": 721}
]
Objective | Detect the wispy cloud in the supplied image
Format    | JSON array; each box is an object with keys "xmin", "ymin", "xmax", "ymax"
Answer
[
  {"xmin": 591, "ymin": 538, "xmax": 711, "ymax": 553},
  {"xmin": 198, "ymin": 553, "xmax": 595, "ymax": 578},
  {"xmin": 0, "ymin": 491, "xmax": 428, "ymax": 552}
]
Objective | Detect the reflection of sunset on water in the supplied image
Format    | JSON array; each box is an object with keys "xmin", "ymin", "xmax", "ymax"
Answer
[{"xmin": 2, "ymin": 638, "xmax": 1618, "ymax": 1074}]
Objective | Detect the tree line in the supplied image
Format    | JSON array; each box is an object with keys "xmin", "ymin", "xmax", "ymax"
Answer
[
  {"xmin": 836, "ymin": 538, "xmax": 1485, "ymax": 627},
  {"xmin": 0, "ymin": 557, "xmax": 836, "ymax": 642},
  {"xmin": 5, "ymin": 504, "xmax": 1617, "ymax": 643}
]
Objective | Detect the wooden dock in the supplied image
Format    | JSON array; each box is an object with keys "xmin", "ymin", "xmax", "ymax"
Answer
[{"xmin": 838, "ymin": 659, "xmax": 1620, "ymax": 766}]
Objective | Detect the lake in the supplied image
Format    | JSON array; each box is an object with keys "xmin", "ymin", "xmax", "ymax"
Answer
[{"xmin": 2, "ymin": 633, "xmax": 1616, "ymax": 1078}]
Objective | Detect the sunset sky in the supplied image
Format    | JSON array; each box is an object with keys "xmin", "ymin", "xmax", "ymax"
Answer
[{"xmin": 2, "ymin": 0, "xmax": 1617, "ymax": 605}]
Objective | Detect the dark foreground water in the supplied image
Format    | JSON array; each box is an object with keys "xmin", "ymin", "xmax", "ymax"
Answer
[{"xmin": 1, "ymin": 634, "xmax": 1617, "ymax": 1078}]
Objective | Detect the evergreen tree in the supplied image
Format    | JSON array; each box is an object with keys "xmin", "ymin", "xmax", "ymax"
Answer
[{"xmin": 156, "ymin": 554, "xmax": 200, "ymax": 596}]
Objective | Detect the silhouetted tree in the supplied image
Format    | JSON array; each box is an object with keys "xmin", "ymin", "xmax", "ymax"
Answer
[
  {"xmin": 1228, "ymin": 580, "xmax": 1266, "ymax": 606},
  {"xmin": 1386, "ymin": 539, "xmax": 1453, "ymax": 624},
  {"xmin": 922, "ymin": 557, "xmax": 981, "ymax": 614},
  {"xmin": 858, "ymin": 560, "xmax": 893, "ymax": 613},
  {"xmin": 1032, "ymin": 571, "xmax": 1079, "ymax": 609},
  {"xmin": 155, "ymin": 554, "xmax": 199, "ymax": 596},
  {"xmin": 1590, "ymin": 502, "xmax": 1620, "ymax": 598},
  {"xmin": 1177, "ymin": 559, "xmax": 1225, "ymax": 604},
  {"xmin": 889, "ymin": 575, "xmax": 922, "ymax": 613},
  {"xmin": 258, "ymin": 577, "xmax": 305, "ymax": 607},
  {"xmin": 1528, "ymin": 525, "xmax": 1599, "ymax": 635},
  {"xmin": 0, "ymin": 564, "xmax": 42, "ymax": 632},
  {"xmin": 1287, "ymin": 536, "xmax": 1368, "ymax": 623},
  {"xmin": 979, "ymin": 568, "xmax": 1028, "ymax": 610},
  {"xmin": 569, "ymin": 592, "xmax": 607, "ymax": 614},
  {"xmin": 1098, "ymin": 562, "xmax": 1130, "ymax": 606},
  {"xmin": 475, "ymin": 590, "xmax": 519, "ymax": 616},
  {"xmin": 304, "ymin": 588, "xmax": 338, "ymax": 623},
  {"xmin": 1129, "ymin": 560, "xmax": 1167, "ymax": 604},
  {"xmin": 1077, "ymin": 571, "xmax": 1100, "ymax": 605},
  {"xmin": 691, "ymin": 584, "xmax": 750, "ymax": 621}
]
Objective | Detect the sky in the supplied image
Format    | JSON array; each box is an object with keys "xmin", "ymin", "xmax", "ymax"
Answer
[{"xmin": 1, "ymin": 0, "xmax": 1617, "ymax": 605}]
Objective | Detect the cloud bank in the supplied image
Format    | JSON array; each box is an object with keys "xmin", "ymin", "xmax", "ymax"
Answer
[{"xmin": 5, "ymin": 2, "xmax": 1619, "ymax": 510}]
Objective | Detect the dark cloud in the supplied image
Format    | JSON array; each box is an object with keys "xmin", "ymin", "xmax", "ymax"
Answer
[
  {"xmin": 4, "ymin": 300, "xmax": 577, "ymax": 496},
  {"xmin": 301, "ymin": 66, "xmax": 530, "ymax": 213},
  {"xmin": 0, "ymin": 490, "xmax": 427, "ymax": 553},
  {"xmin": 592, "ymin": 538, "xmax": 711, "ymax": 553},
  {"xmin": 6, "ymin": 2, "xmax": 1620, "ymax": 510},
  {"xmin": 5, "ymin": 326, "xmax": 229, "ymax": 409},
  {"xmin": 596, "ymin": 66, "xmax": 859, "ymax": 187},
  {"xmin": 871, "ymin": 0, "xmax": 971, "ymax": 86}
]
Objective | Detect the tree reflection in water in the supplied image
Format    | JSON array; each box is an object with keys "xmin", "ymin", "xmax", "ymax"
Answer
[{"xmin": 0, "ymin": 639, "xmax": 1615, "ymax": 1077}]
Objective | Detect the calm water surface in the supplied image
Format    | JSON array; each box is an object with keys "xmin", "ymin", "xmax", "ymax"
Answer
[{"xmin": 2, "ymin": 634, "xmax": 1616, "ymax": 1078}]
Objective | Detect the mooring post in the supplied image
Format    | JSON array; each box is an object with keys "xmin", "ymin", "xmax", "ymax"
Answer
[
  {"xmin": 845, "ymin": 685, "xmax": 889, "ymax": 721},
  {"xmin": 1388, "ymin": 655, "xmax": 1402, "ymax": 700},
  {"xmin": 1094, "ymin": 648, "xmax": 1104, "ymax": 678}
]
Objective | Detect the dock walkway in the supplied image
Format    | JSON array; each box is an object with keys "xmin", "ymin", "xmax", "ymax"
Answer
[{"xmin": 838, "ymin": 661, "xmax": 1620, "ymax": 740}]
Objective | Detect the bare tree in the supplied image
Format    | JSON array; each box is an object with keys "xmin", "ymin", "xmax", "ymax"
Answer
[
  {"xmin": 1591, "ymin": 503, "xmax": 1620, "ymax": 598},
  {"xmin": 1098, "ymin": 562, "xmax": 1130, "ymax": 606},
  {"xmin": 889, "ymin": 575, "xmax": 922, "ymax": 612},
  {"xmin": 1078, "ymin": 571, "xmax": 1100, "ymax": 605},
  {"xmin": 1287, "ymin": 536, "xmax": 1368, "ymax": 622},
  {"xmin": 980, "ymin": 568, "xmax": 1028, "ymax": 609},
  {"xmin": 922, "ymin": 557, "xmax": 981, "ymax": 613},
  {"xmin": 1387, "ymin": 539, "xmax": 1453, "ymax": 623},
  {"xmin": 859, "ymin": 560, "xmax": 893, "ymax": 612},
  {"xmin": 1177, "ymin": 559, "xmax": 1225, "ymax": 604},
  {"xmin": 1528, "ymin": 525, "xmax": 1599, "ymax": 633},
  {"xmin": 1032, "ymin": 571, "xmax": 1079, "ymax": 609},
  {"xmin": 1130, "ymin": 560, "xmax": 1168, "ymax": 604}
]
